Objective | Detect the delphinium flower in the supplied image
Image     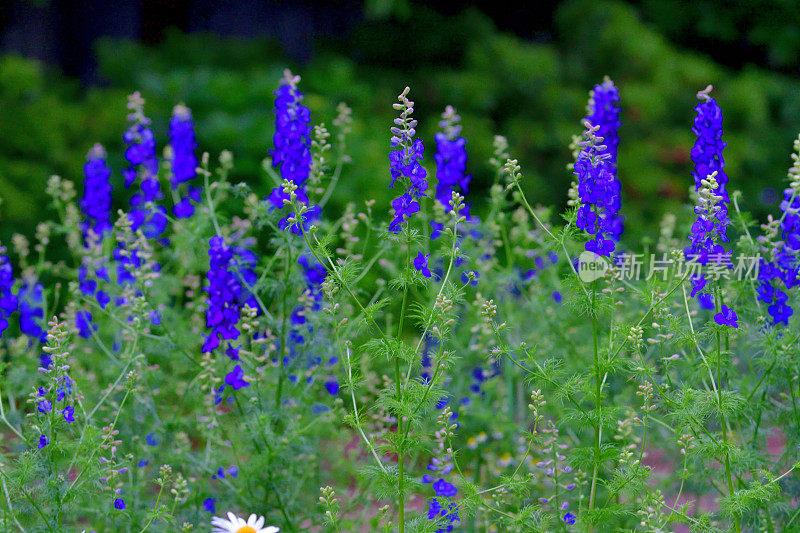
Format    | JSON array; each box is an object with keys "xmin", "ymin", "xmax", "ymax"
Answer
[
  {"xmin": 169, "ymin": 104, "xmax": 202, "ymax": 218},
  {"xmin": 0, "ymin": 245, "xmax": 17, "ymax": 339},
  {"xmin": 573, "ymin": 121, "xmax": 619, "ymax": 256},
  {"xmin": 757, "ymin": 134, "xmax": 800, "ymax": 325},
  {"xmin": 422, "ymin": 407, "xmax": 460, "ymax": 532},
  {"xmin": 202, "ymin": 236, "xmax": 258, "ymax": 357},
  {"xmin": 388, "ymin": 87, "xmax": 428, "ymax": 233},
  {"xmin": 123, "ymin": 91, "xmax": 167, "ymax": 239},
  {"xmin": 714, "ymin": 304, "xmax": 738, "ymax": 328},
  {"xmin": 686, "ymin": 86, "xmax": 731, "ymax": 308},
  {"xmin": 211, "ymin": 512, "xmax": 279, "ymax": 533},
  {"xmin": 533, "ymin": 418, "xmax": 578, "ymax": 525},
  {"xmin": 78, "ymin": 258, "xmax": 112, "ymax": 310},
  {"xmin": 686, "ymin": 172, "xmax": 731, "ymax": 309},
  {"xmin": 414, "ymin": 252, "xmax": 432, "ymax": 278},
  {"xmin": 17, "ymin": 277, "xmax": 50, "ymax": 365},
  {"xmin": 80, "ymin": 143, "xmax": 113, "ymax": 240},
  {"xmin": 289, "ymin": 254, "xmax": 326, "ymax": 345},
  {"xmin": 584, "ymin": 77, "xmax": 623, "ymax": 242},
  {"xmin": 29, "ymin": 318, "xmax": 76, "ymax": 452},
  {"xmin": 433, "ymin": 106, "xmax": 471, "ymax": 217},
  {"xmin": 267, "ymin": 70, "xmax": 319, "ymax": 234}
]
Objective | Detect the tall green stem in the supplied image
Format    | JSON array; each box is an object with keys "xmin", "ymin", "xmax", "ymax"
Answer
[
  {"xmin": 395, "ymin": 226, "xmax": 412, "ymax": 533},
  {"xmin": 715, "ymin": 288, "xmax": 739, "ymax": 533},
  {"xmin": 588, "ymin": 285, "xmax": 601, "ymax": 532}
]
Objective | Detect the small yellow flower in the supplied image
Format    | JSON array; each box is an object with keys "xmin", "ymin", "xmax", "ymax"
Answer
[{"xmin": 211, "ymin": 512, "xmax": 279, "ymax": 533}]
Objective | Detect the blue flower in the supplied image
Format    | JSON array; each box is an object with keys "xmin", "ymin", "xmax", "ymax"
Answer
[
  {"xmin": 80, "ymin": 144, "xmax": 113, "ymax": 239},
  {"xmin": 224, "ymin": 365, "xmax": 250, "ymax": 390},
  {"xmin": 574, "ymin": 120, "xmax": 619, "ymax": 257},
  {"xmin": 18, "ymin": 280, "xmax": 46, "ymax": 343},
  {"xmin": 714, "ymin": 304, "xmax": 738, "ymax": 328},
  {"xmin": 584, "ymin": 78, "xmax": 623, "ymax": 242},
  {"xmin": 434, "ymin": 106, "xmax": 471, "ymax": 215},
  {"xmin": 324, "ymin": 379, "xmax": 340, "ymax": 396},
  {"xmin": 757, "ymin": 136, "xmax": 800, "ymax": 325},
  {"xmin": 432, "ymin": 479, "xmax": 457, "ymax": 498},
  {"xmin": 388, "ymin": 88, "xmax": 427, "ymax": 233},
  {"xmin": 62, "ymin": 405, "xmax": 75, "ymax": 424},
  {"xmin": 389, "ymin": 193, "xmax": 421, "ymax": 234},
  {"xmin": 169, "ymin": 104, "xmax": 201, "ymax": 218},
  {"xmin": 414, "ymin": 252, "xmax": 432, "ymax": 278},
  {"xmin": 0, "ymin": 247, "xmax": 18, "ymax": 339},
  {"xmin": 38, "ymin": 435, "xmax": 48, "ymax": 449},
  {"xmin": 114, "ymin": 498, "xmax": 126, "ymax": 510},
  {"xmin": 202, "ymin": 236, "xmax": 258, "ymax": 353},
  {"xmin": 145, "ymin": 433, "xmax": 158, "ymax": 446},
  {"xmin": 564, "ymin": 512, "xmax": 576, "ymax": 525},
  {"xmin": 123, "ymin": 92, "xmax": 167, "ymax": 239},
  {"xmin": 38, "ymin": 400, "xmax": 52, "ymax": 413},
  {"xmin": 267, "ymin": 70, "xmax": 318, "ymax": 234},
  {"xmin": 76, "ymin": 310, "xmax": 96, "ymax": 339},
  {"xmin": 203, "ymin": 497, "xmax": 216, "ymax": 513},
  {"xmin": 686, "ymin": 87, "xmax": 732, "ymax": 306}
]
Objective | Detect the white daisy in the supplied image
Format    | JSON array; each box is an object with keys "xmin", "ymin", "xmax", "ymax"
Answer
[{"xmin": 211, "ymin": 512, "xmax": 279, "ymax": 533}]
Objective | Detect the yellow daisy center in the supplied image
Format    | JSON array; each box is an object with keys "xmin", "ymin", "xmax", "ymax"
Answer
[{"xmin": 235, "ymin": 527, "xmax": 257, "ymax": 533}]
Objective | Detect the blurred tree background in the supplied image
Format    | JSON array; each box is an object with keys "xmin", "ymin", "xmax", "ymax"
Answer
[{"xmin": 1, "ymin": 0, "xmax": 800, "ymax": 246}]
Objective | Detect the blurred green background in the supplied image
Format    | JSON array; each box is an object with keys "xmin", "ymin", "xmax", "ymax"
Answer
[{"xmin": 2, "ymin": 0, "xmax": 800, "ymax": 246}]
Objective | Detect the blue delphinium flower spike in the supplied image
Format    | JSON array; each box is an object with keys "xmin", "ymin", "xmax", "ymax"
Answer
[
  {"xmin": 0, "ymin": 245, "xmax": 18, "ymax": 340},
  {"xmin": 686, "ymin": 87, "xmax": 732, "ymax": 309},
  {"xmin": 434, "ymin": 106, "xmax": 471, "ymax": 215},
  {"xmin": 18, "ymin": 279, "xmax": 46, "ymax": 343},
  {"xmin": 267, "ymin": 69, "xmax": 319, "ymax": 233},
  {"xmin": 585, "ymin": 77, "xmax": 623, "ymax": 242},
  {"xmin": 124, "ymin": 91, "xmax": 167, "ymax": 239},
  {"xmin": 169, "ymin": 104, "xmax": 201, "ymax": 219},
  {"xmin": 757, "ymin": 133, "xmax": 800, "ymax": 325},
  {"xmin": 202, "ymin": 236, "xmax": 258, "ymax": 356},
  {"xmin": 80, "ymin": 143, "xmax": 113, "ymax": 240},
  {"xmin": 388, "ymin": 87, "xmax": 427, "ymax": 233},
  {"xmin": 574, "ymin": 121, "xmax": 618, "ymax": 256}
]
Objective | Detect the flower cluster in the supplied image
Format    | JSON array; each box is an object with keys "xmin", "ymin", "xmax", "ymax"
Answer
[
  {"xmin": 31, "ymin": 318, "xmax": 76, "ymax": 450},
  {"xmin": 0, "ymin": 245, "xmax": 17, "ymax": 338},
  {"xmin": 423, "ymin": 408, "xmax": 460, "ymax": 532},
  {"xmin": 267, "ymin": 70, "xmax": 319, "ymax": 233},
  {"xmin": 169, "ymin": 104, "xmax": 202, "ymax": 218},
  {"xmin": 757, "ymin": 133, "xmax": 800, "ymax": 325},
  {"xmin": 433, "ymin": 106, "xmax": 471, "ymax": 214},
  {"xmin": 18, "ymin": 278, "xmax": 46, "ymax": 344},
  {"xmin": 687, "ymin": 172, "xmax": 731, "ymax": 308},
  {"xmin": 389, "ymin": 87, "xmax": 427, "ymax": 233},
  {"xmin": 584, "ymin": 77, "xmax": 623, "ymax": 242},
  {"xmin": 574, "ymin": 121, "xmax": 620, "ymax": 256},
  {"xmin": 124, "ymin": 92, "xmax": 168, "ymax": 239},
  {"xmin": 686, "ymin": 88, "xmax": 732, "ymax": 308},
  {"xmin": 202, "ymin": 236, "xmax": 258, "ymax": 357},
  {"xmin": 80, "ymin": 143, "xmax": 113, "ymax": 239}
]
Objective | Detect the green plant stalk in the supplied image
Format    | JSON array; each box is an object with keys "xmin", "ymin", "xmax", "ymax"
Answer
[
  {"xmin": 588, "ymin": 284, "xmax": 601, "ymax": 533},
  {"xmin": 714, "ymin": 287, "xmax": 739, "ymax": 533},
  {"xmin": 395, "ymin": 225, "xmax": 412, "ymax": 533},
  {"xmin": 275, "ymin": 243, "xmax": 292, "ymax": 411}
]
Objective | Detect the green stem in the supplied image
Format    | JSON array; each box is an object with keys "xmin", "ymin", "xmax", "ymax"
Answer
[
  {"xmin": 588, "ymin": 285, "xmax": 601, "ymax": 532},
  {"xmin": 395, "ymin": 226, "xmax": 412, "ymax": 533},
  {"xmin": 714, "ymin": 288, "xmax": 739, "ymax": 533}
]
